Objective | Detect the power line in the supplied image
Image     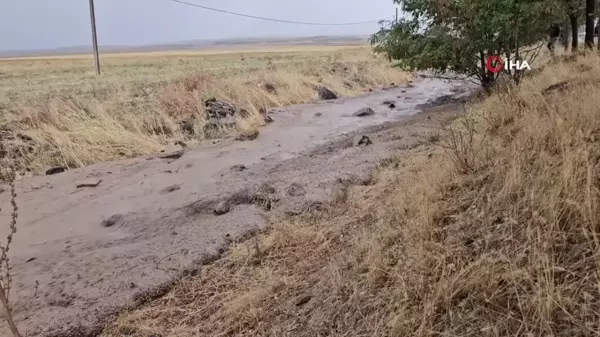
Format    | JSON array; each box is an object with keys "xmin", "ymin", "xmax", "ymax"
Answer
[{"xmin": 170, "ymin": 0, "xmax": 381, "ymax": 26}]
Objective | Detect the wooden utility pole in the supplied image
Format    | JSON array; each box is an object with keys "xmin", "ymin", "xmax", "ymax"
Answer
[
  {"xmin": 395, "ymin": 7, "xmax": 398, "ymax": 23},
  {"xmin": 89, "ymin": 0, "xmax": 101, "ymax": 75}
]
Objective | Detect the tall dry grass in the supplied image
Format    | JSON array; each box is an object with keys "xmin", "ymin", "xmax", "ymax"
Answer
[
  {"xmin": 102, "ymin": 55, "xmax": 600, "ymax": 336},
  {"xmin": 0, "ymin": 46, "xmax": 409, "ymax": 177}
]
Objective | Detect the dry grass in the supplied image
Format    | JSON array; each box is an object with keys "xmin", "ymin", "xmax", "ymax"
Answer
[
  {"xmin": 0, "ymin": 46, "xmax": 409, "ymax": 178},
  {"xmin": 101, "ymin": 54, "xmax": 600, "ymax": 337}
]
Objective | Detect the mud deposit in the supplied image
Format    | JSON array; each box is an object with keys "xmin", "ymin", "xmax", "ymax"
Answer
[{"xmin": 0, "ymin": 75, "xmax": 474, "ymax": 336}]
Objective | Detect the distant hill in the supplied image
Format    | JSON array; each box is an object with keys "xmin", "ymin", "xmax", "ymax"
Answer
[{"xmin": 0, "ymin": 35, "xmax": 371, "ymax": 58}]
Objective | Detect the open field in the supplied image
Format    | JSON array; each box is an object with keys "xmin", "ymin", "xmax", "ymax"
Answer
[
  {"xmin": 0, "ymin": 45, "xmax": 408, "ymax": 179},
  {"xmin": 93, "ymin": 54, "xmax": 600, "ymax": 337},
  {"xmin": 0, "ymin": 45, "xmax": 368, "ymax": 61},
  {"xmin": 0, "ymin": 35, "xmax": 371, "ymax": 59}
]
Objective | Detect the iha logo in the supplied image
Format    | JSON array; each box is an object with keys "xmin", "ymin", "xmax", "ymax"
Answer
[{"xmin": 486, "ymin": 55, "xmax": 531, "ymax": 73}]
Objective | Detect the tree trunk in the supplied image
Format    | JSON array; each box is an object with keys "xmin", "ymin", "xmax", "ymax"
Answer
[
  {"xmin": 585, "ymin": 0, "xmax": 595, "ymax": 49},
  {"xmin": 479, "ymin": 51, "xmax": 494, "ymax": 93},
  {"xmin": 570, "ymin": 13, "xmax": 579, "ymax": 51},
  {"xmin": 561, "ymin": 16, "xmax": 570, "ymax": 52},
  {"xmin": 597, "ymin": 17, "xmax": 600, "ymax": 50}
]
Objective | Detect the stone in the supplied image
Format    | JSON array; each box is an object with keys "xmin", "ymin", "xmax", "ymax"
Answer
[
  {"xmin": 316, "ymin": 86, "xmax": 337, "ymax": 100},
  {"xmin": 263, "ymin": 115, "xmax": 274, "ymax": 123},
  {"xmin": 214, "ymin": 201, "xmax": 231, "ymax": 215},
  {"xmin": 159, "ymin": 150, "xmax": 184, "ymax": 160},
  {"xmin": 160, "ymin": 184, "xmax": 181, "ymax": 194},
  {"xmin": 46, "ymin": 166, "xmax": 67, "ymax": 176},
  {"xmin": 235, "ymin": 130, "xmax": 259, "ymax": 141},
  {"xmin": 230, "ymin": 164, "xmax": 247, "ymax": 171},
  {"xmin": 357, "ymin": 135, "xmax": 372, "ymax": 146},
  {"xmin": 101, "ymin": 214, "xmax": 123, "ymax": 228},
  {"xmin": 353, "ymin": 107, "xmax": 375, "ymax": 117}
]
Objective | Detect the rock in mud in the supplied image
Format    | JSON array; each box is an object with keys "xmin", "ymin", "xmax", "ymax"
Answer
[
  {"xmin": 316, "ymin": 86, "xmax": 337, "ymax": 100},
  {"xmin": 101, "ymin": 214, "xmax": 123, "ymax": 228},
  {"xmin": 353, "ymin": 107, "xmax": 375, "ymax": 117},
  {"xmin": 159, "ymin": 150, "xmax": 184, "ymax": 160},
  {"xmin": 262, "ymin": 113, "xmax": 274, "ymax": 124},
  {"xmin": 46, "ymin": 166, "xmax": 67, "ymax": 176},
  {"xmin": 258, "ymin": 108, "xmax": 274, "ymax": 124},
  {"xmin": 160, "ymin": 184, "xmax": 181, "ymax": 194},
  {"xmin": 235, "ymin": 130, "xmax": 259, "ymax": 141},
  {"xmin": 174, "ymin": 140, "xmax": 187, "ymax": 148},
  {"xmin": 389, "ymin": 103, "xmax": 396, "ymax": 108},
  {"xmin": 357, "ymin": 135, "xmax": 372, "ymax": 146},
  {"xmin": 230, "ymin": 164, "xmax": 247, "ymax": 171},
  {"xmin": 213, "ymin": 201, "xmax": 231, "ymax": 215},
  {"xmin": 383, "ymin": 100, "xmax": 395, "ymax": 105}
]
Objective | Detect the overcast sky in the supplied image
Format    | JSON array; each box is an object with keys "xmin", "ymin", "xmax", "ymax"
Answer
[{"xmin": 0, "ymin": 0, "xmax": 397, "ymax": 51}]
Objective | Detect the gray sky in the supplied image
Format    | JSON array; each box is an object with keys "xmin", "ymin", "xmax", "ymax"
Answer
[{"xmin": 0, "ymin": 0, "xmax": 397, "ymax": 51}]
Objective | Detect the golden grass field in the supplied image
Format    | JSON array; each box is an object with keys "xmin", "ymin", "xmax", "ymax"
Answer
[
  {"xmin": 99, "ymin": 53, "xmax": 600, "ymax": 336},
  {"xmin": 0, "ymin": 45, "xmax": 409, "ymax": 179}
]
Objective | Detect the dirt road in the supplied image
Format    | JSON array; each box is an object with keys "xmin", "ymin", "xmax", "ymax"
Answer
[{"xmin": 0, "ymin": 75, "xmax": 473, "ymax": 337}]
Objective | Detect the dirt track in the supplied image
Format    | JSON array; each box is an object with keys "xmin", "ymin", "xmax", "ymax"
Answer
[{"xmin": 0, "ymin": 75, "xmax": 473, "ymax": 336}]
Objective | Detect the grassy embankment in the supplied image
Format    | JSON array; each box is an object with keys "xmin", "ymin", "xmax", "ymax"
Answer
[
  {"xmin": 0, "ymin": 45, "xmax": 409, "ymax": 178},
  {"xmin": 102, "ymin": 54, "xmax": 600, "ymax": 336}
]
